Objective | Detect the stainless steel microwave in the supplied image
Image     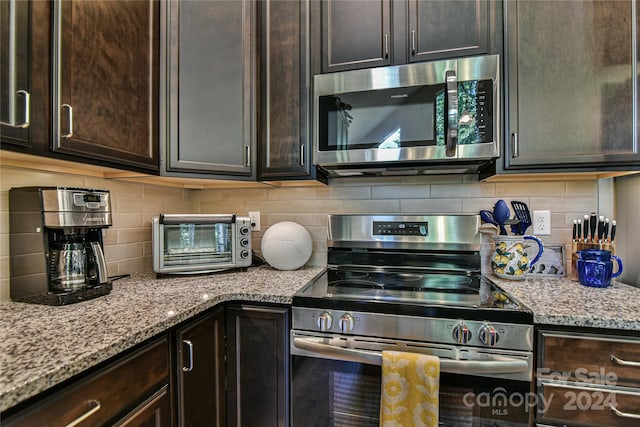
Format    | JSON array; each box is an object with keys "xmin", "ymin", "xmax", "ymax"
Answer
[
  {"xmin": 313, "ymin": 54, "xmax": 500, "ymax": 179},
  {"xmin": 152, "ymin": 214, "xmax": 252, "ymax": 274}
]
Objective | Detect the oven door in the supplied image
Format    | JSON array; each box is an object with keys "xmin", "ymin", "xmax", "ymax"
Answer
[{"xmin": 291, "ymin": 331, "xmax": 533, "ymax": 426}]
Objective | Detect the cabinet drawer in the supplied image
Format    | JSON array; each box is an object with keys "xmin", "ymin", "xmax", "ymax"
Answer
[
  {"xmin": 538, "ymin": 381, "xmax": 640, "ymax": 426},
  {"xmin": 538, "ymin": 331, "xmax": 640, "ymax": 387},
  {"xmin": 5, "ymin": 336, "xmax": 169, "ymax": 427}
]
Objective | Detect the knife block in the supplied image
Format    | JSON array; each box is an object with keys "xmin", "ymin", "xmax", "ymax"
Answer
[{"xmin": 570, "ymin": 242, "xmax": 615, "ymax": 281}]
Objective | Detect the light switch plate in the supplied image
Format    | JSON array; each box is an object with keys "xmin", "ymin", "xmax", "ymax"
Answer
[{"xmin": 248, "ymin": 211, "xmax": 260, "ymax": 231}]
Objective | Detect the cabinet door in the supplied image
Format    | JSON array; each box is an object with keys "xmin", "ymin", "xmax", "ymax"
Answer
[
  {"xmin": 226, "ymin": 304, "xmax": 290, "ymax": 427},
  {"xmin": 51, "ymin": 0, "xmax": 159, "ymax": 172},
  {"xmin": 176, "ymin": 307, "xmax": 226, "ymax": 427},
  {"xmin": 505, "ymin": 0, "xmax": 640, "ymax": 170},
  {"xmin": 258, "ymin": 0, "xmax": 312, "ymax": 180},
  {"xmin": 407, "ymin": 0, "xmax": 490, "ymax": 63},
  {"xmin": 163, "ymin": 0, "xmax": 256, "ymax": 177},
  {"xmin": 0, "ymin": 0, "xmax": 31, "ymax": 147},
  {"xmin": 321, "ymin": 0, "xmax": 392, "ymax": 72}
]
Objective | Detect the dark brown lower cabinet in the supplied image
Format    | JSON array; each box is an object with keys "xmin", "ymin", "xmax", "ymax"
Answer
[
  {"xmin": 226, "ymin": 304, "xmax": 290, "ymax": 427},
  {"xmin": 2, "ymin": 336, "xmax": 171, "ymax": 427},
  {"xmin": 175, "ymin": 306, "xmax": 227, "ymax": 426}
]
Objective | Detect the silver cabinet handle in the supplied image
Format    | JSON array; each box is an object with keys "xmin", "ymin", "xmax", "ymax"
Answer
[
  {"xmin": 300, "ymin": 144, "xmax": 305, "ymax": 166},
  {"xmin": 511, "ymin": 132, "xmax": 519, "ymax": 158},
  {"xmin": 611, "ymin": 354, "xmax": 640, "ymax": 367},
  {"xmin": 15, "ymin": 90, "xmax": 30, "ymax": 128},
  {"xmin": 610, "ymin": 405, "xmax": 640, "ymax": 420},
  {"xmin": 182, "ymin": 340, "xmax": 194, "ymax": 372},
  {"xmin": 384, "ymin": 33, "xmax": 389, "ymax": 58},
  {"xmin": 245, "ymin": 145, "xmax": 251, "ymax": 167},
  {"xmin": 65, "ymin": 400, "xmax": 101, "ymax": 427},
  {"xmin": 411, "ymin": 30, "xmax": 416, "ymax": 55},
  {"xmin": 445, "ymin": 70, "xmax": 458, "ymax": 157},
  {"xmin": 61, "ymin": 104, "xmax": 74, "ymax": 138}
]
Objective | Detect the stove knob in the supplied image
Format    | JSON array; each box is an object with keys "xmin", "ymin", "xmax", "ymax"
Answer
[
  {"xmin": 479, "ymin": 324, "xmax": 499, "ymax": 347},
  {"xmin": 316, "ymin": 312, "xmax": 333, "ymax": 331},
  {"xmin": 452, "ymin": 322, "xmax": 472, "ymax": 344},
  {"xmin": 338, "ymin": 313, "xmax": 355, "ymax": 333}
]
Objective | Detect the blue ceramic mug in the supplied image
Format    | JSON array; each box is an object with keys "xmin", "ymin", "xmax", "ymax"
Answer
[{"xmin": 577, "ymin": 250, "xmax": 623, "ymax": 288}]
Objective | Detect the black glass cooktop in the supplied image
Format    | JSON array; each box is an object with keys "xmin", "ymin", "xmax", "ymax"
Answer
[{"xmin": 293, "ymin": 268, "xmax": 533, "ymax": 323}]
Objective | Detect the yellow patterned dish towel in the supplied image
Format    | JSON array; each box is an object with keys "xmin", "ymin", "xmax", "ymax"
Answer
[{"xmin": 380, "ymin": 350, "xmax": 439, "ymax": 427}]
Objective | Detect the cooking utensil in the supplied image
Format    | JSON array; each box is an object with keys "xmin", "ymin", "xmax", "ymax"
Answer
[
  {"xmin": 479, "ymin": 210, "xmax": 499, "ymax": 226},
  {"xmin": 493, "ymin": 200, "xmax": 510, "ymax": 235},
  {"xmin": 577, "ymin": 219, "xmax": 582, "ymax": 242},
  {"xmin": 510, "ymin": 201, "xmax": 532, "ymax": 235},
  {"xmin": 572, "ymin": 220, "xmax": 577, "ymax": 242},
  {"xmin": 611, "ymin": 220, "xmax": 617, "ymax": 243},
  {"xmin": 603, "ymin": 218, "xmax": 610, "ymax": 241},
  {"xmin": 583, "ymin": 215, "xmax": 590, "ymax": 242}
]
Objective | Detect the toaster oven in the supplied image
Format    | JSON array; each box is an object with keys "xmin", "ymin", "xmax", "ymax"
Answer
[{"xmin": 152, "ymin": 214, "xmax": 252, "ymax": 274}]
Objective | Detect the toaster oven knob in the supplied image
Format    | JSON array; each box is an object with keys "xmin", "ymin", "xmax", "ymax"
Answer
[
  {"xmin": 338, "ymin": 313, "xmax": 355, "ymax": 333},
  {"xmin": 452, "ymin": 322, "xmax": 472, "ymax": 344},
  {"xmin": 479, "ymin": 324, "xmax": 499, "ymax": 347},
  {"xmin": 240, "ymin": 226, "xmax": 250, "ymax": 235},
  {"xmin": 240, "ymin": 238, "xmax": 249, "ymax": 247},
  {"xmin": 240, "ymin": 250, "xmax": 250, "ymax": 259},
  {"xmin": 316, "ymin": 312, "xmax": 333, "ymax": 331}
]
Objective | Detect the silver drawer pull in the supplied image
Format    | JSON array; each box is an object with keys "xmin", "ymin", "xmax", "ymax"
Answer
[
  {"xmin": 610, "ymin": 405, "xmax": 640, "ymax": 420},
  {"xmin": 182, "ymin": 339, "xmax": 194, "ymax": 372},
  {"xmin": 611, "ymin": 354, "xmax": 640, "ymax": 367},
  {"xmin": 65, "ymin": 399, "xmax": 101, "ymax": 427}
]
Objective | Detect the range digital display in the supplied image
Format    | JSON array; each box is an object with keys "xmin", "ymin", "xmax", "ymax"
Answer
[{"xmin": 373, "ymin": 221, "xmax": 428, "ymax": 236}]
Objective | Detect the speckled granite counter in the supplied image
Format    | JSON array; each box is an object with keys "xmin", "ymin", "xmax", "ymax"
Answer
[
  {"xmin": 0, "ymin": 266, "xmax": 323, "ymax": 413},
  {"xmin": 489, "ymin": 274, "xmax": 640, "ymax": 331},
  {"xmin": 2, "ymin": 268, "xmax": 640, "ymax": 413}
]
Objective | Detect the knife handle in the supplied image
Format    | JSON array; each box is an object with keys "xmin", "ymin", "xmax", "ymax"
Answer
[
  {"xmin": 610, "ymin": 220, "xmax": 617, "ymax": 243},
  {"xmin": 572, "ymin": 220, "xmax": 577, "ymax": 242},
  {"xmin": 597, "ymin": 216, "xmax": 604, "ymax": 243},
  {"xmin": 589, "ymin": 213, "xmax": 597, "ymax": 243},
  {"xmin": 583, "ymin": 215, "xmax": 590, "ymax": 242}
]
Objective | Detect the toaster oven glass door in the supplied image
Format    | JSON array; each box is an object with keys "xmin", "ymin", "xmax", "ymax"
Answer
[{"xmin": 162, "ymin": 223, "xmax": 233, "ymax": 266}]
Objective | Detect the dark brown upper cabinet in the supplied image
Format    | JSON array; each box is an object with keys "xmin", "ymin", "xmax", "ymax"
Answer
[
  {"xmin": 317, "ymin": 0, "xmax": 494, "ymax": 73},
  {"xmin": 161, "ymin": 0, "xmax": 257, "ymax": 179},
  {"xmin": 258, "ymin": 0, "xmax": 313, "ymax": 180},
  {"xmin": 1, "ymin": 0, "xmax": 51, "ymax": 155},
  {"xmin": 51, "ymin": 0, "xmax": 159, "ymax": 172},
  {"xmin": 503, "ymin": 0, "xmax": 640, "ymax": 172}
]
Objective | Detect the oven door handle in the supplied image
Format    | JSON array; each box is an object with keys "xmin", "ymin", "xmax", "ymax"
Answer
[{"xmin": 292, "ymin": 337, "xmax": 529, "ymax": 375}]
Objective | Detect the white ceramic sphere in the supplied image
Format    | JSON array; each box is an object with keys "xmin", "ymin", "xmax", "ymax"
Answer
[{"xmin": 261, "ymin": 221, "xmax": 313, "ymax": 270}]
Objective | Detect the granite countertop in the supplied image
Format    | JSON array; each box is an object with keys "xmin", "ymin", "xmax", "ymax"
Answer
[
  {"xmin": 490, "ymin": 274, "xmax": 640, "ymax": 331},
  {"xmin": 0, "ymin": 266, "xmax": 324, "ymax": 413},
  {"xmin": 2, "ymin": 267, "xmax": 640, "ymax": 414}
]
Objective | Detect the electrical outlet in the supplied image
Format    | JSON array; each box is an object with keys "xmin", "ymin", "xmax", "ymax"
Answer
[
  {"xmin": 533, "ymin": 210, "xmax": 551, "ymax": 235},
  {"xmin": 248, "ymin": 211, "xmax": 260, "ymax": 231}
]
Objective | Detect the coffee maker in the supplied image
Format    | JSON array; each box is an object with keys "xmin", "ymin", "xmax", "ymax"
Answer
[{"xmin": 9, "ymin": 187, "xmax": 112, "ymax": 305}]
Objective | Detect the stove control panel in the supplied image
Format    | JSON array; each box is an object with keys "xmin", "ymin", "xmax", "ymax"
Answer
[
  {"xmin": 316, "ymin": 312, "xmax": 333, "ymax": 331},
  {"xmin": 479, "ymin": 324, "xmax": 500, "ymax": 347},
  {"xmin": 339, "ymin": 313, "xmax": 355, "ymax": 333},
  {"xmin": 452, "ymin": 322, "xmax": 472, "ymax": 344}
]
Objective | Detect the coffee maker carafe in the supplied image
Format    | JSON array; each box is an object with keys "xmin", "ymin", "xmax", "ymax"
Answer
[{"xmin": 10, "ymin": 187, "xmax": 112, "ymax": 305}]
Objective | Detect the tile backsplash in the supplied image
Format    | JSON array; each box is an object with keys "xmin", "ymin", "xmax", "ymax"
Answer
[{"xmin": 0, "ymin": 165, "xmax": 600, "ymax": 301}]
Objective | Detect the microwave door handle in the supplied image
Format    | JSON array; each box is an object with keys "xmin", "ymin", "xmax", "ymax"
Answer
[
  {"xmin": 445, "ymin": 70, "xmax": 458, "ymax": 157},
  {"xmin": 292, "ymin": 337, "xmax": 529, "ymax": 375}
]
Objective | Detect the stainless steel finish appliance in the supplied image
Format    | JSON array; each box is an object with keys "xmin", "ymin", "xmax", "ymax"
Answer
[
  {"xmin": 9, "ymin": 187, "xmax": 112, "ymax": 305},
  {"xmin": 291, "ymin": 214, "xmax": 534, "ymax": 426},
  {"xmin": 152, "ymin": 214, "xmax": 252, "ymax": 274},
  {"xmin": 313, "ymin": 55, "xmax": 500, "ymax": 180}
]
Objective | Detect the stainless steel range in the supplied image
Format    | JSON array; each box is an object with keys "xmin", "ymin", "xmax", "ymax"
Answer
[{"xmin": 291, "ymin": 214, "xmax": 534, "ymax": 426}]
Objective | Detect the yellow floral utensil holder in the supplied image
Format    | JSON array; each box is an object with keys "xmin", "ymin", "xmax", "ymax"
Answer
[{"xmin": 491, "ymin": 235, "xmax": 544, "ymax": 280}]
